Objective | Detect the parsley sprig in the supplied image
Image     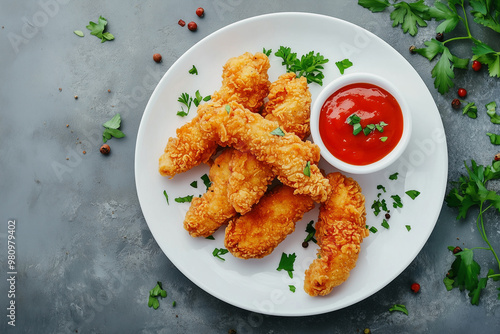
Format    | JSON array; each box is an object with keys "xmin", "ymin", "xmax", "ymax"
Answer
[
  {"xmin": 275, "ymin": 46, "xmax": 329, "ymax": 85},
  {"xmin": 359, "ymin": 0, "xmax": 500, "ymax": 94},
  {"xmin": 102, "ymin": 113, "xmax": 125, "ymax": 143},
  {"xmin": 86, "ymin": 16, "xmax": 114, "ymax": 43},
  {"xmin": 148, "ymin": 281, "xmax": 167, "ymax": 310},
  {"xmin": 445, "ymin": 159, "xmax": 500, "ymax": 304}
]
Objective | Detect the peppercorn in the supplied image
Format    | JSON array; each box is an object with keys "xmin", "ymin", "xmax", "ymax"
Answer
[
  {"xmin": 495, "ymin": 153, "xmax": 500, "ymax": 161},
  {"xmin": 364, "ymin": 328, "xmax": 371, "ymax": 334},
  {"xmin": 457, "ymin": 88, "xmax": 467, "ymax": 98},
  {"xmin": 411, "ymin": 282, "xmax": 420, "ymax": 293},
  {"xmin": 385, "ymin": 212, "xmax": 391, "ymax": 219},
  {"xmin": 472, "ymin": 60, "xmax": 482, "ymax": 72},
  {"xmin": 74, "ymin": 95, "xmax": 78, "ymax": 99},
  {"xmin": 153, "ymin": 53, "xmax": 162, "ymax": 63},
  {"xmin": 453, "ymin": 246, "xmax": 462, "ymax": 254},
  {"xmin": 302, "ymin": 241, "xmax": 309, "ymax": 248},
  {"xmin": 451, "ymin": 98, "xmax": 461, "ymax": 110},
  {"xmin": 436, "ymin": 33, "xmax": 444, "ymax": 41},
  {"xmin": 100, "ymin": 144, "xmax": 111, "ymax": 155},
  {"xmin": 409, "ymin": 45, "xmax": 416, "ymax": 54},
  {"xmin": 188, "ymin": 21, "xmax": 197, "ymax": 32},
  {"xmin": 178, "ymin": 19, "xmax": 185, "ymax": 27},
  {"xmin": 196, "ymin": 7, "xmax": 205, "ymax": 17}
]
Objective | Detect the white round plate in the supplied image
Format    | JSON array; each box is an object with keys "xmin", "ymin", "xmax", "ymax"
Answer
[{"xmin": 135, "ymin": 12, "xmax": 447, "ymax": 317}]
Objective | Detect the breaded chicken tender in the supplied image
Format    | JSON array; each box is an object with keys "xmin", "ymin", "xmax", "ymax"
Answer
[
  {"xmin": 225, "ymin": 185, "xmax": 315, "ymax": 259},
  {"xmin": 159, "ymin": 52, "xmax": 271, "ymax": 177},
  {"xmin": 226, "ymin": 73, "xmax": 313, "ymax": 213},
  {"xmin": 227, "ymin": 150, "xmax": 274, "ymax": 214},
  {"xmin": 183, "ymin": 148, "xmax": 236, "ymax": 237},
  {"xmin": 201, "ymin": 101, "xmax": 331, "ymax": 203},
  {"xmin": 263, "ymin": 72, "xmax": 312, "ymax": 140},
  {"xmin": 304, "ymin": 172, "xmax": 369, "ymax": 297}
]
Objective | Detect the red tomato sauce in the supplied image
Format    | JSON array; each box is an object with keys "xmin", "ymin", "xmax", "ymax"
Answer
[{"xmin": 319, "ymin": 83, "xmax": 404, "ymax": 166}]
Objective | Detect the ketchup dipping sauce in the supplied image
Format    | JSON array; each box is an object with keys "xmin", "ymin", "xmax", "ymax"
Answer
[{"xmin": 311, "ymin": 73, "xmax": 411, "ymax": 174}]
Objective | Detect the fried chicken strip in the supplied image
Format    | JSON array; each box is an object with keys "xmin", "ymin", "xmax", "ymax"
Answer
[
  {"xmin": 226, "ymin": 73, "xmax": 312, "ymax": 214},
  {"xmin": 159, "ymin": 52, "xmax": 271, "ymax": 177},
  {"xmin": 183, "ymin": 148, "xmax": 236, "ymax": 237},
  {"xmin": 304, "ymin": 172, "xmax": 369, "ymax": 297},
  {"xmin": 202, "ymin": 101, "xmax": 331, "ymax": 203},
  {"xmin": 225, "ymin": 184, "xmax": 315, "ymax": 259}
]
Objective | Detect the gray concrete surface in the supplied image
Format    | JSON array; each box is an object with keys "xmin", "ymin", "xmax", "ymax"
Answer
[{"xmin": 1, "ymin": 0, "xmax": 499, "ymax": 333}]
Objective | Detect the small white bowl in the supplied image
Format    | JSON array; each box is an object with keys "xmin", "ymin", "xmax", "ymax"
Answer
[{"xmin": 310, "ymin": 73, "xmax": 412, "ymax": 174}]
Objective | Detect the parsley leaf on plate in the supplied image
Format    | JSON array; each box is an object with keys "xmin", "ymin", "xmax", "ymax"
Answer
[{"xmin": 277, "ymin": 252, "xmax": 296, "ymax": 279}]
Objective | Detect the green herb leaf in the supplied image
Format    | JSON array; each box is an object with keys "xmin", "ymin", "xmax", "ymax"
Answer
[
  {"xmin": 390, "ymin": 0, "xmax": 430, "ymax": 36},
  {"xmin": 391, "ymin": 194, "xmax": 403, "ymax": 208},
  {"xmin": 163, "ymin": 190, "xmax": 169, "ymax": 204},
  {"xmin": 275, "ymin": 46, "xmax": 329, "ymax": 85},
  {"xmin": 304, "ymin": 220, "xmax": 317, "ymax": 244},
  {"xmin": 470, "ymin": 0, "xmax": 500, "ymax": 33},
  {"xmin": 472, "ymin": 42, "xmax": 500, "ymax": 78},
  {"xmin": 189, "ymin": 65, "xmax": 198, "ymax": 75},
  {"xmin": 487, "ymin": 133, "xmax": 500, "ymax": 145},
  {"xmin": 462, "ymin": 102, "xmax": 478, "ymax": 119},
  {"xmin": 303, "ymin": 161, "xmax": 311, "ymax": 177},
  {"xmin": 431, "ymin": 46, "xmax": 455, "ymax": 94},
  {"xmin": 335, "ymin": 58, "xmax": 353, "ymax": 75},
  {"xmin": 103, "ymin": 113, "xmax": 122, "ymax": 129},
  {"xmin": 377, "ymin": 185, "xmax": 386, "ymax": 193},
  {"xmin": 174, "ymin": 195, "xmax": 193, "ymax": 203},
  {"xmin": 371, "ymin": 198, "xmax": 387, "ymax": 216},
  {"xmin": 74, "ymin": 30, "xmax": 84, "ymax": 37},
  {"xmin": 405, "ymin": 190, "xmax": 420, "ymax": 200},
  {"xmin": 102, "ymin": 114, "xmax": 125, "ymax": 143},
  {"xmin": 289, "ymin": 285, "xmax": 296, "ymax": 293},
  {"xmin": 389, "ymin": 304, "xmax": 408, "ymax": 315},
  {"xmin": 205, "ymin": 235, "xmax": 215, "ymax": 240},
  {"xmin": 389, "ymin": 172, "xmax": 399, "ymax": 180},
  {"xmin": 225, "ymin": 104, "xmax": 231, "ymax": 114},
  {"xmin": 358, "ymin": 0, "xmax": 391, "ymax": 13},
  {"xmin": 380, "ymin": 136, "xmax": 388, "ymax": 142},
  {"xmin": 347, "ymin": 114, "xmax": 361, "ymax": 125},
  {"xmin": 201, "ymin": 174, "xmax": 211, "ymax": 191},
  {"xmin": 486, "ymin": 102, "xmax": 500, "ymax": 124},
  {"xmin": 405, "ymin": 225, "xmax": 411, "ymax": 231},
  {"xmin": 213, "ymin": 248, "xmax": 229, "ymax": 261},
  {"xmin": 353, "ymin": 123, "xmax": 363, "ymax": 136},
  {"xmin": 262, "ymin": 48, "xmax": 272, "ymax": 57},
  {"xmin": 277, "ymin": 252, "xmax": 296, "ymax": 279},
  {"xmin": 86, "ymin": 16, "xmax": 114, "ymax": 43},
  {"xmin": 381, "ymin": 219, "xmax": 390, "ymax": 229},
  {"xmin": 177, "ymin": 93, "xmax": 193, "ymax": 117},
  {"xmin": 190, "ymin": 181, "xmax": 198, "ymax": 188},
  {"xmin": 369, "ymin": 226, "xmax": 378, "ymax": 233},
  {"xmin": 148, "ymin": 282, "xmax": 167, "ymax": 309},
  {"xmin": 270, "ymin": 127, "xmax": 286, "ymax": 136}
]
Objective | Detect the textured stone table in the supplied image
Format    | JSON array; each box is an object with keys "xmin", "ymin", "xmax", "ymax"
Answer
[{"xmin": 1, "ymin": 0, "xmax": 499, "ymax": 333}]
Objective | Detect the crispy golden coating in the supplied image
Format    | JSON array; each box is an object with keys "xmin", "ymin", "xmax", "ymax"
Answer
[
  {"xmin": 263, "ymin": 73, "xmax": 312, "ymax": 140},
  {"xmin": 304, "ymin": 172, "xmax": 369, "ymax": 297},
  {"xmin": 211, "ymin": 52, "xmax": 271, "ymax": 113},
  {"xmin": 201, "ymin": 101, "xmax": 331, "ymax": 203},
  {"xmin": 227, "ymin": 150, "xmax": 274, "ymax": 214},
  {"xmin": 225, "ymin": 185, "xmax": 315, "ymax": 259},
  {"xmin": 226, "ymin": 73, "xmax": 313, "ymax": 213},
  {"xmin": 183, "ymin": 148, "xmax": 236, "ymax": 237},
  {"xmin": 158, "ymin": 52, "xmax": 271, "ymax": 177}
]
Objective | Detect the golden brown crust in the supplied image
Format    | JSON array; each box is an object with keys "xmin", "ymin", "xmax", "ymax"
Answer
[
  {"xmin": 225, "ymin": 185, "xmax": 315, "ymax": 259},
  {"xmin": 304, "ymin": 172, "xmax": 369, "ymax": 296}
]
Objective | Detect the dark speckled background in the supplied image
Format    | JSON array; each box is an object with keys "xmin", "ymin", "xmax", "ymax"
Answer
[{"xmin": 1, "ymin": 0, "xmax": 499, "ymax": 333}]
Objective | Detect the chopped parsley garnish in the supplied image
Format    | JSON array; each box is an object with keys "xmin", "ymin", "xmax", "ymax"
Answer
[
  {"xmin": 262, "ymin": 48, "xmax": 272, "ymax": 57},
  {"xmin": 148, "ymin": 281, "xmax": 167, "ymax": 310},
  {"xmin": 225, "ymin": 104, "xmax": 231, "ymax": 114},
  {"xmin": 277, "ymin": 252, "xmax": 296, "ymax": 279},
  {"xmin": 389, "ymin": 304, "xmax": 408, "ymax": 315},
  {"xmin": 405, "ymin": 190, "xmax": 420, "ymax": 200},
  {"xmin": 381, "ymin": 219, "xmax": 390, "ymax": 229},
  {"xmin": 212, "ymin": 248, "xmax": 229, "ymax": 261},
  {"xmin": 74, "ymin": 30, "xmax": 84, "ymax": 37},
  {"xmin": 486, "ymin": 102, "xmax": 500, "ymax": 124},
  {"xmin": 347, "ymin": 113, "xmax": 387, "ymax": 137},
  {"xmin": 289, "ymin": 285, "xmax": 296, "ymax": 293},
  {"xmin": 377, "ymin": 184, "xmax": 386, "ymax": 193},
  {"xmin": 335, "ymin": 58, "xmax": 353, "ymax": 74},
  {"xmin": 86, "ymin": 16, "xmax": 114, "ymax": 43},
  {"xmin": 205, "ymin": 235, "xmax": 215, "ymax": 240},
  {"xmin": 201, "ymin": 174, "xmax": 211, "ymax": 191},
  {"xmin": 102, "ymin": 113, "xmax": 125, "ymax": 143},
  {"xmin": 270, "ymin": 127, "xmax": 286, "ymax": 136},
  {"xmin": 304, "ymin": 220, "xmax": 317, "ymax": 244},
  {"xmin": 189, "ymin": 65, "xmax": 198, "ymax": 75},
  {"xmin": 369, "ymin": 226, "xmax": 378, "ymax": 233},
  {"xmin": 371, "ymin": 198, "xmax": 388, "ymax": 216},
  {"xmin": 174, "ymin": 195, "xmax": 193, "ymax": 203},
  {"xmin": 380, "ymin": 136, "xmax": 388, "ymax": 142},
  {"xmin": 391, "ymin": 194, "xmax": 403, "ymax": 208},
  {"xmin": 274, "ymin": 46, "xmax": 329, "ymax": 85},
  {"xmin": 177, "ymin": 93, "xmax": 192, "ymax": 117},
  {"xmin": 303, "ymin": 161, "xmax": 311, "ymax": 177},
  {"xmin": 461, "ymin": 101, "xmax": 478, "ymax": 119},
  {"xmin": 172, "ymin": 301, "xmax": 176, "ymax": 307},
  {"xmin": 405, "ymin": 225, "xmax": 411, "ymax": 232},
  {"xmin": 190, "ymin": 181, "xmax": 198, "ymax": 188},
  {"xmin": 389, "ymin": 172, "xmax": 399, "ymax": 180},
  {"xmin": 163, "ymin": 190, "xmax": 169, "ymax": 204}
]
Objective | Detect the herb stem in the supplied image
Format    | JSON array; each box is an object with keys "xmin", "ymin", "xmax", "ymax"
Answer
[{"xmin": 477, "ymin": 202, "xmax": 500, "ymax": 272}]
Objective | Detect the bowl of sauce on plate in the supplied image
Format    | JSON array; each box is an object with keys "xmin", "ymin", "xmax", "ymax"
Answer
[{"xmin": 311, "ymin": 73, "xmax": 411, "ymax": 174}]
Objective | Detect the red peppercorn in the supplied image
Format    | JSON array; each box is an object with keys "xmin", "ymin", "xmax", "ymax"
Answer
[
  {"xmin": 411, "ymin": 283, "xmax": 420, "ymax": 293},
  {"xmin": 153, "ymin": 53, "xmax": 162, "ymax": 63},
  {"xmin": 178, "ymin": 19, "xmax": 186, "ymax": 27},
  {"xmin": 457, "ymin": 88, "xmax": 467, "ymax": 98},
  {"xmin": 196, "ymin": 7, "xmax": 205, "ymax": 17},
  {"xmin": 453, "ymin": 246, "xmax": 462, "ymax": 254},
  {"xmin": 495, "ymin": 153, "xmax": 500, "ymax": 161},
  {"xmin": 188, "ymin": 21, "xmax": 197, "ymax": 31},
  {"xmin": 436, "ymin": 33, "xmax": 444, "ymax": 41},
  {"xmin": 472, "ymin": 60, "xmax": 482, "ymax": 72},
  {"xmin": 100, "ymin": 144, "xmax": 111, "ymax": 155},
  {"xmin": 451, "ymin": 98, "xmax": 461, "ymax": 110}
]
